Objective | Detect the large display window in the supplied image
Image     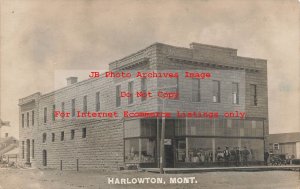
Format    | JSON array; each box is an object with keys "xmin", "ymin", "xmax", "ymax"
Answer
[
  {"xmin": 124, "ymin": 138, "xmax": 156, "ymax": 163},
  {"xmin": 176, "ymin": 137, "xmax": 264, "ymax": 163}
]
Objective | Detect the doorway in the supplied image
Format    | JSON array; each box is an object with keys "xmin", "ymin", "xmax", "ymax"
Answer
[{"xmin": 164, "ymin": 141, "xmax": 174, "ymax": 168}]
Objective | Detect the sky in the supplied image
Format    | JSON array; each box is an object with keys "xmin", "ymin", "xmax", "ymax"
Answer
[{"xmin": 0, "ymin": 0, "xmax": 299, "ymax": 138}]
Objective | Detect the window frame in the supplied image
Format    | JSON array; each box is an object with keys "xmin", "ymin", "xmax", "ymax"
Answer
[
  {"xmin": 116, "ymin": 85, "xmax": 121, "ymax": 107},
  {"xmin": 212, "ymin": 80, "xmax": 221, "ymax": 103},
  {"xmin": 71, "ymin": 99, "xmax": 76, "ymax": 117},
  {"xmin": 83, "ymin": 95, "xmax": 87, "ymax": 112},
  {"xmin": 128, "ymin": 81, "xmax": 134, "ymax": 104},
  {"xmin": 232, "ymin": 82, "xmax": 239, "ymax": 104}
]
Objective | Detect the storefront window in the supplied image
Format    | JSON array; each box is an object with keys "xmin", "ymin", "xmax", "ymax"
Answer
[
  {"xmin": 125, "ymin": 139, "xmax": 139, "ymax": 163},
  {"xmin": 186, "ymin": 138, "xmax": 213, "ymax": 163},
  {"xmin": 125, "ymin": 138, "xmax": 156, "ymax": 163},
  {"xmin": 141, "ymin": 138, "xmax": 156, "ymax": 163},
  {"xmin": 241, "ymin": 138, "xmax": 264, "ymax": 161},
  {"xmin": 176, "ymin": 137, "xmax": 264, "ymax": 164}
]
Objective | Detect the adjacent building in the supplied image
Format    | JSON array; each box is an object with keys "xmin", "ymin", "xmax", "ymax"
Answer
[
  {"xmin": 19, "ymin": 42, "xmax": 269, "ymax": 170},
  {"xmin": 269, "ymin": 132, "xmax": 300, "ymax": 159}
]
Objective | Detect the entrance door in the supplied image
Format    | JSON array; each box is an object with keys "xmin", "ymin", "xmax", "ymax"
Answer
[{"xmin": 164, "ymin": 142, "xmax": 174, "ymax": 168}]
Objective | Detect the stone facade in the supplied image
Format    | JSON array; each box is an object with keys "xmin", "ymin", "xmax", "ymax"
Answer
[{"xmin": 19, "ymin": 42, "xmax": 269, "ymax": 170}]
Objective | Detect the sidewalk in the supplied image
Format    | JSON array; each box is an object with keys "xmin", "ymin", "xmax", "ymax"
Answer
[{"xmin": 140, "ymin": 165, "xmax": 300, "ymax": 173}]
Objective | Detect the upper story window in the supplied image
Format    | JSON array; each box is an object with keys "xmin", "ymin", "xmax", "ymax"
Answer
[
  {"xmin": 82, "ymin": 128, "xmax": 86, "ymax": 138},
  {"xmin": 212, "ymin": 80, "xmax": 221, "ymax": 103},
  {"xmin": 175, "ymin": 77, "xmax": 179, "ymax": 100},
  {"xmin": 128, "ymin": 81, "xmax": 134, "ymax": 104},
  {"xmin": 250, "ymin": 84, "xmax": 257, "ymax": 106},
  {"xmin": 32, "ymin": 110, "xmax": 34, "ymax": 126},
  {"xmin": 96, "ymin": 92, "xmax": 100, "ymax": 111},
  {"xmin": 141, "ymin": 78, "xmax": 147, "ymax": 101},
  {"xmin": 71, "ymin": 129, "xmax": 75, "ymax": 140},
  {"xmin": 61, "ymin": 131, "xmax": 64, "ymax": 141},
  {"xmin": 61, "ymin": 102, "xmax": 65, "ymax": 120},
  {"xmin": 232, "ymin": 82, "xmax": 239, "ymax": 104},
  {"xmin": 26, "ymin": 112, "xmax": 29, "ymax": 127},
  {"xmin": 71, "ymin": 99, "xmax": 76, "ymax": 117},
  {"xmin": 83, "ymin": 95, "xmax": 87, "ymax": 112},
  {"xmin": 52, "ymin": 133, "xmax": 55, "ymax": 142},
  {"xmin": 22, "ymin": 114, "xmax": 24, "ymax": 128},
  {"xmin": 44, "ymin": 107, "xmax": 47, "ymax": 123},
  {"xmin": 192, "ymin": 79, "xmax": 201, "ymax": 102},
  {"xmin": 116, "ymin": 85, "xmax": 121, "ymax": 107},
  {"xmin": 52, "ymin": 104, "xmax": 56, "ymax": 121},
  {"xmin": 42, "ymin": 133, "xmax": 47, "ymax": 143}
]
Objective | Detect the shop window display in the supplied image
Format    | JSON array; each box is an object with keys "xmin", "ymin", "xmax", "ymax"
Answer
[{"xmin": 125, "ymin": 138, "xmax": 156, "ymax": 163}]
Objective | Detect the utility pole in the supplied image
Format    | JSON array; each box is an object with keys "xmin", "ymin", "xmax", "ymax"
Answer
[
  {"xmin": 158, "ymin": 84, "xmax": 177, "ymax": 174},
  {"xmin": 159, "ymin": 99, "xmax": 165, "ymax": 174}
]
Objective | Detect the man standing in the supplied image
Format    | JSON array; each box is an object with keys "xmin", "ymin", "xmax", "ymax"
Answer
[
  {"xmin": 230, "ymin": 147, "xmax": 236, "ymax": 166},
  {"xmin": 264, "ymin": 151, "xmax": 269, "ymax": 165},
  {"xmin": 242, "ymin": 147, "xmax": 250, "ymax": 166},
  {"xmin": 223, "ymin": 146, "xmax": 230, "ymax": 166}
]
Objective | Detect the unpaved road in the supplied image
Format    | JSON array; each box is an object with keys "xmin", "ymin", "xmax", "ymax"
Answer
[{"xmin": 0, "ymin": 168, "xmax": 299, "ymax": 189}]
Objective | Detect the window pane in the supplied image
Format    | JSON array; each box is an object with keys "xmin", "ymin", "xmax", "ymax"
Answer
[
  {"xmin": 232, "ymin": 83, "xmax": 239, "ymax": 104},
  {"xmin": 141, "ymin": 138, "xmax": 155, "ymax": 163},
  {"xmin": 125, "ymin": 139, "xmax": 139, "ymax": 163},
  {"xmin": 212, "ymin": 80, "xmax": 220, "ymax": 102},
  {"xmin": 44, "ymin": 108, "xmax": 47, "ymax": 123},
  {"xmin": 186, "ymin": 138, "xmax": 213, "ymax": 163},
  {"xmin": 124, "ymin": 138, "xmax": 156, "ymax": 163}
]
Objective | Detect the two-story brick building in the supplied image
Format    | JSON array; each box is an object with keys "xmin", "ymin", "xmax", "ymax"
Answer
[{"xmin": 19, "ymin": 42, "xmax": 269, "ymax": 170}]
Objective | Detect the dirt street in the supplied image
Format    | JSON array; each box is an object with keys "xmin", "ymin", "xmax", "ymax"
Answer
[{"xmin": 0, "ymin": 168, "xmax": 299, "ymax": 189}]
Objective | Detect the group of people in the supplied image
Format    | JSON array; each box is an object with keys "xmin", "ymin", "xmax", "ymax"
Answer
[
  {"xmin": 216, "ymin": 146, "xmax": 251, "ymax": 166},
  {"xmin": 187, "ymin": 146, "xmax": 252, "ymax": 166}
]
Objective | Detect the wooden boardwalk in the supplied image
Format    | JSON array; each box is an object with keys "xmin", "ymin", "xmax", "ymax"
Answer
[{"xmin": 140, "ymin": 165, "xmax": 300, "ymax": 174}]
